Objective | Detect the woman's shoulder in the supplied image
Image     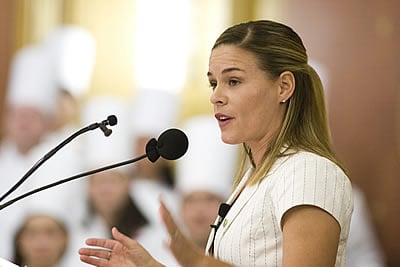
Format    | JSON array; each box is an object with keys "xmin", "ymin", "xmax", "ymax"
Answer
[
  {"xmin": 281, "ymin": 149, "xmax": 346, "ymax": 175},
  {"xmin": 268, "ymin": 149, "xmax": 353, "ymax": 229}
]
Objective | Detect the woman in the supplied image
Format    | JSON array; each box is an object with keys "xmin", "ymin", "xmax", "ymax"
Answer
[
  {"xmin": 78, "ymin": 20, "xmax": 353, "ymax": 267},
  {"xmin": 13, "ymin": 206, "xmax": 69, "ymax": 267}
]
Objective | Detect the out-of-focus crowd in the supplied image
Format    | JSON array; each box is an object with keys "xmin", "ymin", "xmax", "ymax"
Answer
[{"xmin": 0, "ymin": 25, "xmax": 386, "ymax": 267}]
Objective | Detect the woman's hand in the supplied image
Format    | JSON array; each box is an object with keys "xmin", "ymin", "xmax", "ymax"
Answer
[
  {"xmin": 159, "ymin": 200, "xmax": 228, "ymax": 267},
  {"xmin": 79, "ymin": 227, "xmax": 164, "ymax": 267}
]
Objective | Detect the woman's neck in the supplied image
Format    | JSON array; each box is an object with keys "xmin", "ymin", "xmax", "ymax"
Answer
[{"xmin": 247, "ymin": 141, "xmax": 270, "ymax": 168}]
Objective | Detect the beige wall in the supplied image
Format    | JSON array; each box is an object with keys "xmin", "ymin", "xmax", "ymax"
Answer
[
  {"xmin": 0, "ymin": 0, "xmax": 15, "ymax": 141},
  {"xmin": 63, "ymin": 0, "xmax": 135, "ymax": 97}
]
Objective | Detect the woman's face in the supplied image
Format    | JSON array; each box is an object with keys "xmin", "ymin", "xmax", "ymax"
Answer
[
  {"xmin": 208, "ymin": 45, "xmax": 286, "ymax": 152},
  {"xmin": 180, "ymin": 191, "xmax": 222, "ymax": 248},
  {"xmin": 6, "ymin": 106, "xmax": 48, "ymax": 154},
  {"xmin": 18, "ymin": 215, "xmax": 67, "ymax": 267},
  {"xmin": 89, "ymin": 170, "xmax": 131, "ymax": 215}
]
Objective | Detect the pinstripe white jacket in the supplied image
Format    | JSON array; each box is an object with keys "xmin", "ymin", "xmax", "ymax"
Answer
[{"xmin": 205, "ymin": 150, "xmax": 353, "ymax": 267}]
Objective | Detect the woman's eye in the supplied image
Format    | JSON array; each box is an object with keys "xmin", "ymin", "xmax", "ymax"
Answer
[
  {"xmin": 229, "ymin": 79, "xmax": 240, "ymax": 86},
  {"xmin": 209, "ymin": 81, "xmax": 217, "ymax": 90}
]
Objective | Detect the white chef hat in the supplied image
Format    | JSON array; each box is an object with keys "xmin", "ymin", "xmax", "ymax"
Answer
[
  {"xmin": 44, "ymin": 25, "xmax": 96, "ymax": 99},
  {"xmin": 6, "ymin": 44, "xmax": 58, "ymax": 115},
  {"xmin": 176, "ymin": 115, "xmax": 239, "ymax": 200},
  {"xmin": 130, "ymin": 89, "xmax": 180, "ymax": 138},
  {"xmin": 14, "ymin": 195, "xmax": 70, "ymax": 235},
  {"xmin": 80, "ymin": 95, "xmax": 132, "ymax": 174}
]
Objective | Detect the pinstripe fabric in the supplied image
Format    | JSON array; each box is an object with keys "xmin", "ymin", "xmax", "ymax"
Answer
[{"xmin": 206, "ymin": 151, "xmax": 353, "ymax": 267}]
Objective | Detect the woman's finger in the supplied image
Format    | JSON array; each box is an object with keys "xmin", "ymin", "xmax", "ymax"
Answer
[
  {"xmin": 159, "ymin": 199, "xmax": 186, "ymax": 248},
  {"xmin": 160, "ymin": 199, "xmax": 208, "ymax": 266},
  {"xmin": 85, "ymin": 237, "xmax": 116, "ymax": 250},
  {"xmin": 79, "ymin": 247, "xmax": 110, "ymax": 258},
  {"xmin": 80, "ymin": 254, "xmax": 109, "ymax": 267},
  {"xmin": 112, "ymin": 227, "xmax": 141, "ymax": 249},
  {"xmin": 159, "ymin": 199, "xmax": 178, "ymax": 238},
  {"xmin": 79, "ymin": 247, "xmax": 111, "ymax": 267}
]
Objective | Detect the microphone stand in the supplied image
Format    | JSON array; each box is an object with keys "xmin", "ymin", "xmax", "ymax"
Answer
[
  {"xmin": 0, "ymin": 121, "xmax": 112, "ymax": 203},
  {"xmin": 0, "ymin": 154, "xmax": 147, "ymax": 211},
  {"xmin": 0, "ymin": 127, "xmax": 189, "ymax": 211}
]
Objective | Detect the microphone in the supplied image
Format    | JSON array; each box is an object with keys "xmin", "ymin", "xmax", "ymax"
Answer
[
  {"xmin": 0, "ymin": 128, "xmax": 188, "ymax": 211},
  {"xmin": 98, "ymin": 115, "xmax": 117, "ymax": 137},
  {"xmin": 210, "ymin": 203, "xmax": 231, "ymax": 230},
  {"xmin": 146, "ymin": 128, "xmax": 189, "ymax": 162},
  {"xmin": 209, "ymin": 202, "xmax": 231, "ymax": 255},
  {"xmin": 217, "ymin": 203, "xmax": 231, "ymax": 218},
  {"xmin": 0, "ymin": 115, "xmax": 118, "ymax": 203}
]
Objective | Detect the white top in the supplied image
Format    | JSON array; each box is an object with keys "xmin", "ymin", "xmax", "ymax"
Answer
[{"xmin": 206, "ymin": 150, "xmax": 353, "ymax": 267}]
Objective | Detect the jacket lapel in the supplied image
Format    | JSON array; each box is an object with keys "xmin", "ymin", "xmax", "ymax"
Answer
[{"xmin": 213, "ymin": 154, "xmax": 291, "ymax": 253}]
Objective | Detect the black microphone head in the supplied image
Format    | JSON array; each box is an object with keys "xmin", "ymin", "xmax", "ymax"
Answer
[
  {"xmin": 145, "ymin": 138, "xmax": 160, "ymax": 163},
  {"xmin": 156, "ymin": 128, "xmax": 188, "ymax": 160},
  {"xmin": 107, "ymin": 115, "xmax": 118, "ymax": 126},
  {"xmin": 103, "ymin": 128, "xmax": 112, "ymax": 137},
  {"xmin": 99, "ymin": 124, "xmax": 112, "ymax": 137}
]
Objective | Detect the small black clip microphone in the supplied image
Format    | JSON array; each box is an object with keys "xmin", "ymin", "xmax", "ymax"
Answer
[
  {"xmin": 209, "ymin": 202, "xmax": 231, "ymax": 255},
  {"xmin": 98, "ymin": 115, "xmax": 117, "ymax": 137}
]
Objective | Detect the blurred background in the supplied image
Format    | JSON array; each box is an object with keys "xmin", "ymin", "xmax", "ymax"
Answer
[{"xmin": 0, "ymin": 0, "xmax": 398, "ymax": 266}]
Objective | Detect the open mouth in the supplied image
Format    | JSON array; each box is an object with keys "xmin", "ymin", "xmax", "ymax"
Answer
[{"xmin": 215, "ymin": 113, "xmax": 232, "ymax": 122}]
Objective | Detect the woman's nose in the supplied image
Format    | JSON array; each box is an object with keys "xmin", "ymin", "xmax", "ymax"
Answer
[{"xmin": 210, "ymin": 86, "xmax": 226, "ymax": 105}]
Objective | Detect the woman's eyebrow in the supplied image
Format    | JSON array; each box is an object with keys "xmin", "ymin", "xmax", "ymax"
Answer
[{"xmin": 207, "ymin": 67, "xmax": 244, "ymax": 77}]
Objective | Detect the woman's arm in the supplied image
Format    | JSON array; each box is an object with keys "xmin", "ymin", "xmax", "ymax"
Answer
[{"xmin": 281, "ymin": 205, "xmax": 340, "ymax": 267}]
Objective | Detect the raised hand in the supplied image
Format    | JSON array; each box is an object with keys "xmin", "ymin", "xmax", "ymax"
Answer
[
  {"xmin": 159, "ymin": 200, "xmax": 207, "ymax": 267},
  {"xmin": 79, "ymin": 227, "xmax": 164, "ymax": 267}
]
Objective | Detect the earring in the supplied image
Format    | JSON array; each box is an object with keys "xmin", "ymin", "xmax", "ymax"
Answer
[{"xmin": 281, "ymin": 99, "xmax": 286, "ymax": 103}]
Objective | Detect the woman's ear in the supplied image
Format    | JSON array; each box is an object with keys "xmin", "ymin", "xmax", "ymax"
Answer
[{"xmin": 278, "ymin": 71, "xmax": 295, "ymax": 103}]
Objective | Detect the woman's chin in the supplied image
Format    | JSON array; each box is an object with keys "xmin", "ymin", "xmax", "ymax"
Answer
[{"xmin": 221, "ymin": 134, "xmax": 240, "ymax": 145}]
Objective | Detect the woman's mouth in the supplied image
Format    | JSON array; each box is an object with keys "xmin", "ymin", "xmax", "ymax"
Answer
[{"xmin": 215, "ymin": 113, "xmax": 233, "ymax": 126}]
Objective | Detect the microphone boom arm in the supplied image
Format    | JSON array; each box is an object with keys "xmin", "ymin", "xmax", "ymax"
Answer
[
  {"xmin": 0, "ymin": 119, "xmax": 115, "ymax": 203},
  {"xmin": 0, "ymin": 127, "xmax": 188, "ymax": 211},
  {"xmin": 0, "ymin": 154, "xmax": 147, "ymax": 211}
]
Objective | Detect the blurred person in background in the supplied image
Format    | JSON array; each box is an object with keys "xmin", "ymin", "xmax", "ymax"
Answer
[
  {"xmin": 0, "ymin": 44, "xmax": 58, "ymax": 260},
  {"xmin": 44, "ymin": 24, "xmax": 96, "ymax": 139},
  {"xmin": 126, "ymin": 89, "xmax": 181, "ymax": 266},
  {"xmin": 1, "ymin": 26, "xmax": 96, "ymax": 261},
  {"xmin": 37, "ymin": 25, "xmax": 97, "ymax": 226},
  {"xmin": 64, "ymin": 95, "xmax": 149, "ymax": 266},
  {"xmin": 128, "ymin": 89, "xmax": 180, "ymax": 225},
  {"xmin": 176, "ymin": 115, "xmax": 239, "ymax": 250},
  {"xmin": 12, "ymin": 198, "xmax": 70, "ymax": 267},
  {"xmin": 1, "ymin": 44, "xmax": 56, "ymax": 158}
]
